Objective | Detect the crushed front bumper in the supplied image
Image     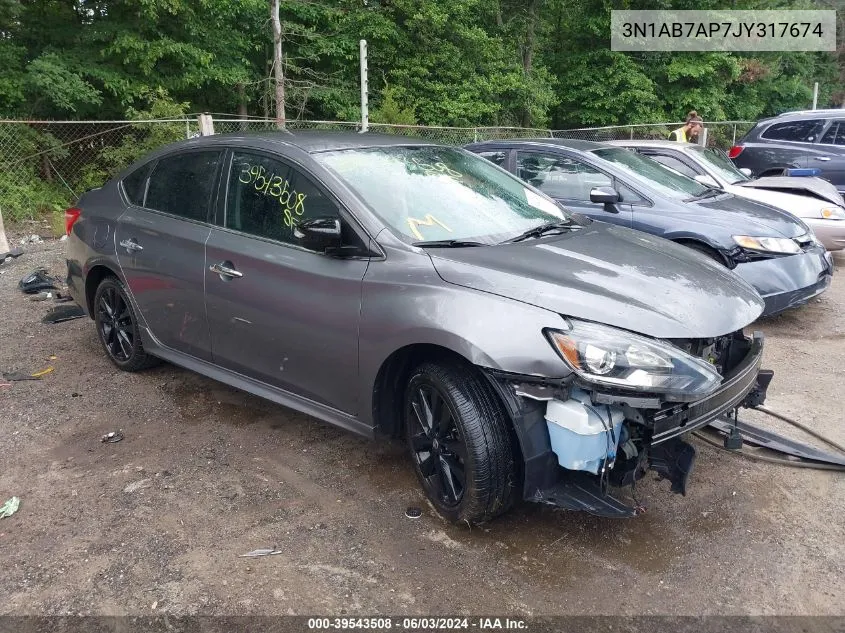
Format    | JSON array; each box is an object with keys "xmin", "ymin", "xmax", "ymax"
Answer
[
  {"xmin": 483, "ymin": 332, "xmax": 770, "ymax": 518},
  {"xmin": 732, "ymin": 245, "xmax": 833, "ymax": 316}
]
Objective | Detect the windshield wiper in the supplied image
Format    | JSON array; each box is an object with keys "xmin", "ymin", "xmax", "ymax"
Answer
[
  {"xmin": 413, "ymin": 239, "xmax": 487, "ymax": 248},
  {"xmin": 685, "ymin": 188, "xmax": 723, "ymax": 202},
  {"xmin": 502, "ymin": 220, "xmax": 575, "ymax": 244}
]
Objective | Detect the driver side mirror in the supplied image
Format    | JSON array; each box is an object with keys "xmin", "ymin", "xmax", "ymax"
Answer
[
  {"xmin": 294, "ymin": 216, "xmax": 342, "ymax": 252},
  {"xmin": 589, "ymin": 186, "xmax": 620, "ymax": 204},
  {"xmin": 589, "ymin": 186, "xmax": 621, "ymax": 213},
  {"xmin": 694, "ymin": 174, "xmax": 721, "ymax": 188}
]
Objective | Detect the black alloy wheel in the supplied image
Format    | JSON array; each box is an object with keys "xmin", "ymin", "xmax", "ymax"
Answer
[
  {"xmin": 404, "ymin": 361, "xmax": 516, "ymax": 524},
  {"xmin": 93, "ymin": 276, "xmax": 159, "ymax": 371}
]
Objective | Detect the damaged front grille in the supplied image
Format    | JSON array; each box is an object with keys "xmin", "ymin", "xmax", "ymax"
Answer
[{"xmin": 665, "ymin": 330, "xmax": 747, "ymax": 378}]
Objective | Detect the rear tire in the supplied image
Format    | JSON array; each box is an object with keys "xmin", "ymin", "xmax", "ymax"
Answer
[
  {"xmin": 93, "ymin": 276, "xmax": 160, "ymax": 372},
  {"xmin": 404, "ymin": 361, "xmax": 516, "ymax": 525}
]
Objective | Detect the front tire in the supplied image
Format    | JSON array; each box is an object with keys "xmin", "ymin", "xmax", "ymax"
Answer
[
  {"xmin": 93, "ymin": 276, "xmax": 160, "ymax": 372},
  {"xmin": 404, "ymin": 361, "xmax": 516, "ymax": 525}
]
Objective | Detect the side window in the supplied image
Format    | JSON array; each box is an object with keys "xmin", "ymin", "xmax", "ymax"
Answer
[
  {"xmin": 516, "ymin": 152, "xmax": 612, "ymax": 201},
  {"xmin": 145, "ymin": 151, "xmax": 222, "ymax": 221},
  {"xmin": 226, "ymin": 151, "xmax": 339, "ymax": 247},
  {"xmin": 121, "ymin": 161, "xmax": 154, "ymax": 206},
  {"xmin": 646, "ymin": 154, "xmax": 699, "ymax": 178},
  {"xmin": 761, "ymin": 120, "xmax": 825, "ymax": 143},
  {"xmin": 477, "ymin": 150, "xmax": 507, "ymax": 167},
  {"xmin": 821, "ymin": 120, "xmax": 845, "ymax": 146}
]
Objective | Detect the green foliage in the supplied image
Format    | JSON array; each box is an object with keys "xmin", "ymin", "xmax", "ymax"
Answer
[
  {"xmin": 371, "ymin": 87, "xmax": 417, "ymax": 125},
  {"xmin": 77, "ymin": 89, "xmax": 191, "ymax": 192}
]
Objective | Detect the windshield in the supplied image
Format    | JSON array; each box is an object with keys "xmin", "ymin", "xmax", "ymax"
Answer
[
  {"xmin": 690, "ymin": 146, "xmax": 749, "ymax": 185},
  {"xmin": 591, "ymin": 147, "xmax": 710, "ymax": 200},
  {"xmin": 314, "ymin": 146, "xmax": 567, "ymax": 244}
]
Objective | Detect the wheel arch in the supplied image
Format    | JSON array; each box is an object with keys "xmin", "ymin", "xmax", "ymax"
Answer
[
  {"xmin": 84, "ymin": 263, "xmax": 122, "ymax": 317},
  {"xmin": 372, "ymin": 343, "xmax": 478, "ymax": 439}
]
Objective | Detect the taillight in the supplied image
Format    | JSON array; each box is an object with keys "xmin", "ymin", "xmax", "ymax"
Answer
[
  {"xmin": 64, "ymin": 207, "xmax": 81, "ymax": 235},
  {"xmin": 727, "ymin": 145, "xmax": 744, "ymax": 159}
]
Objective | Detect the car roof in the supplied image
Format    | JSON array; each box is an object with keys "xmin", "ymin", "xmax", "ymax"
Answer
[
  {"xmin": 173, "ymin": 130, "xmax": 440, "ymax": 154},
  {"xmin": 604, "ymin": 139, "xmax": 700, "ymax": 149},
  {"xmin": 468, "ymin": 138, "xmax": 608, "ymax": 151}
]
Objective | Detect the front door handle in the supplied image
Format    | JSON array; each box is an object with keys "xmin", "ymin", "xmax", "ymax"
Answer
[
  {"xmin": 209, "ymin": 262, "xmax": 243, "ymax": 279},
  {"xmin": 119, "ymin": 239, "xmax": 143, "ymax": 252},
  {"xmin": 814, "ymin": 156, "xmax": 831, "ymax": 161}
]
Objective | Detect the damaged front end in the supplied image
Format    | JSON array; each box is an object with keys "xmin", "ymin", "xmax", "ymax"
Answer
[{"xmin": 483, "ymin": 326, "xmax": 771, "ymax": 518}]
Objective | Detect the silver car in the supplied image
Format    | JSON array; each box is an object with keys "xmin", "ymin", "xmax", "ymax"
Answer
[
  {"xmin": 65, "ymin": 132, "xmax": 773, "ymax": 522},
  {"xmin": 608, "ymin": 139, "xmax": 845, "ymax": 251}
]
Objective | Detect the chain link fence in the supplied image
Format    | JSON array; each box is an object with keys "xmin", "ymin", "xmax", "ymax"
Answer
[
  {"xmin": 551, "ymin": 121, "xmax": 756, "ymax": 148},
  {"xmin": 0, "ymin": 115, "xmax": 755, "ymax": 231}
]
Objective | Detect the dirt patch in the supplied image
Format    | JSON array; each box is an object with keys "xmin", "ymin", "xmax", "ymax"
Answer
[{"xmin": 0, "ymin": 237, "xmax": 843, "ymax": 616}]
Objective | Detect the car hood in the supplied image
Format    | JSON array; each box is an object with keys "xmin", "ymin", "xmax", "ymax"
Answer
[
  {"xmin": 736, "ymin": 176, "xmax": 845, "ymax": 207},
  {"xmin": 690, "ymin": 193, "xmax": 808, "ymax": 237},
  {"xmin": 428, "ymin": 222, "xmax": 764, "ymax": 339},
  {"xmin": 723, "ymin": 184, "xmax": 829, "ymax": 218}
]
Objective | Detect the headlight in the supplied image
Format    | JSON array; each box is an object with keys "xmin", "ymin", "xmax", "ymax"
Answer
[
  {"xmin": 820, "ymin": 206, "xmax": 845, "ymax": 220},
  {"xmin": 545, "ymin": 320, "xmax": 722, "ymax": 399},
  {"xmin": 732, "ymin": 235, "xmax": 800, "ymax": 254}
]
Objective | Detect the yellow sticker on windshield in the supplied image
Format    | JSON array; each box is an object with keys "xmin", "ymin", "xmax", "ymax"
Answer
[{"xmin": 407, "ymin": 214, "xmax": 452, "ymax": 240}]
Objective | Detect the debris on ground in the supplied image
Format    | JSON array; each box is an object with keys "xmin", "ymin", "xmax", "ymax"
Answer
[
  {"xmin": 101, "ymin": 431, "xmax": 124, "ymax": 443},
  {"xmin": 28, "ymin": 291, "xmax": 53, "ymax": 302},
  {"xmin": 0, "ymin": 247, "xmax": 24, "ymax": 263},
  {"xmin": 2, "ymin": 371, "xmax": 42, "ymax": 381},
  {"xmin": 19, "ymin": 235, "xmax": 43, "ymax": 245},
  {"xmin": 0, "ymin": 497, "xmax": 20, "ymax": 518},
  {"xmin": 405, "ymin": 506, "xmax": 422, "ymax": 519},
  {"xmin": 42, "ymin": 305, "xmax": 85, "ymax": 324},
  {"xmin": 239, "ymin": 548, "xmax": 283, "ymax": 558},
  {"xmin": 19, "ymin": 269, "xmax": 60, "ymax": 294},
  {"xmin": 123, "ymin": 479, "xmax": 152, "ymax": 493},
  {"xmin": 29, "ymin": 366, "xmax": 53, "ymax": 378}
]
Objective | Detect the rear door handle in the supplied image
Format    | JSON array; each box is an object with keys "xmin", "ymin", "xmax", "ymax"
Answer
[
  {"xmin": 119, "ymin": 239, "xmax": 143, "ymax": 252},
  {"xmin": 814, "ymin": 156, "xmax": 831, "ymax": 161},
  {"xmin": 209, "ymin": 262, "xmax": 243, "ymax": 279}
]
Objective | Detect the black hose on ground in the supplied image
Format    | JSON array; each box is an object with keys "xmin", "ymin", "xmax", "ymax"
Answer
[{"xmin": 752, "ymin": 405, "xmax": 845, "ymax": 455}]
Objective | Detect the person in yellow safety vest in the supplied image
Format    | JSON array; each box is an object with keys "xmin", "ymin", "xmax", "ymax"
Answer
[{"xmin": 669, "ymin": 110, "xmax": 704, "ymax": 143}]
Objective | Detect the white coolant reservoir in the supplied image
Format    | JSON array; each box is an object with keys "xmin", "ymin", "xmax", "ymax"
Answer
[{"xmin": 544, "ymin": 388, "xmax": 625, "ymax": 475}]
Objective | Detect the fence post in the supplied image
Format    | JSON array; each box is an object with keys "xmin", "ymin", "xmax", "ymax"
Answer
[
  {"xmin": 359, "ymin": 39, "xmax": 369, "ymax": 133},
  {"xmin": 629, "ymin": 126, "xmax": 634, "ymax": 139},
  {"xmin": 198, "ymin": 114, "xmax": 215, "ymax": 136},
  {"xmin": 699, "ymin": 126, "xmax": 708, "ymax": 146},
  {"xmin": 0, "ymin": 209, "xmax": 10, "ymax": 255},
  {"xmin": 732, "ymin": 124, "xmax": 737, "ymax": 146}
]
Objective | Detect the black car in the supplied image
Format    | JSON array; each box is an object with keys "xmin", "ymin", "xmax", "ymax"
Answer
[
  {"xmin": 729, "ymin": 109, "xmax": 845, "ymax": 194},
  {"xmin": 465, "ymin": 138, "xmax": 833, "ymax": 317}
]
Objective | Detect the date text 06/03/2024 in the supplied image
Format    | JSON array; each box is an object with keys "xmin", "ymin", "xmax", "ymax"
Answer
[{"xmin": 306, "ymin": 617, "xmax": 528, "ymax": 630}]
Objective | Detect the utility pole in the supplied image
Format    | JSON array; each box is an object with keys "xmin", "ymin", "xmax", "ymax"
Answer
[
  {"xmin": 360, "ymin": 39, "xmax": 369, "ymax": 132},
  {"xmin": 270, "ymin": 0, "xmax": 285, "ymax": 129}
]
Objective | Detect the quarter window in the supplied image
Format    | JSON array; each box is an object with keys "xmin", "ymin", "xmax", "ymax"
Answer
[
  {"xmin": 517, "ymin": 152, "xmax": 612, "ymax": 201},
  {"xmin": 821, "ymin": 120, "xmax": 845, "ymax": 146},
  {"xmin": 226, "ymin": 152, "xmax": 339, "ymax": 246},
  {"xmin": 145, "ymin": 151, "xmax": 222, "ymax": 221},
  {"xmin": 121, "ymin": 161, "xmax": 153, "ymax": 206},
  {"xmin": 761, "ymin": 120, "xmax": 825, "ymax": 143}
]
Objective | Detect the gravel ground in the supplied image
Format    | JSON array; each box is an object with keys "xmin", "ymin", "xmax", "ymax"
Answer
[{"xmin": 0, "ymin": 234, "xmax": 843, "ymax": 617}]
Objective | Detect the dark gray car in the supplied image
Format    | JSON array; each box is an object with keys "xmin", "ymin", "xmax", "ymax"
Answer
[
  {"xmin": 465, "ymin": 138, "xmax": 834, "ymax": 316},
  {"xmin": 729, "ymin": 109, "xmax": 845, "ymax": 194},
  {"xmin": 65, "ymin": 131, "xmax": 772, "ymax": 522}
]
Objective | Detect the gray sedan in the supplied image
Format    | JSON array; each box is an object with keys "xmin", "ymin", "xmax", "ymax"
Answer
[{"xmin": 65, "ymin": 132, "xmax": 772, "ymax": 522}]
